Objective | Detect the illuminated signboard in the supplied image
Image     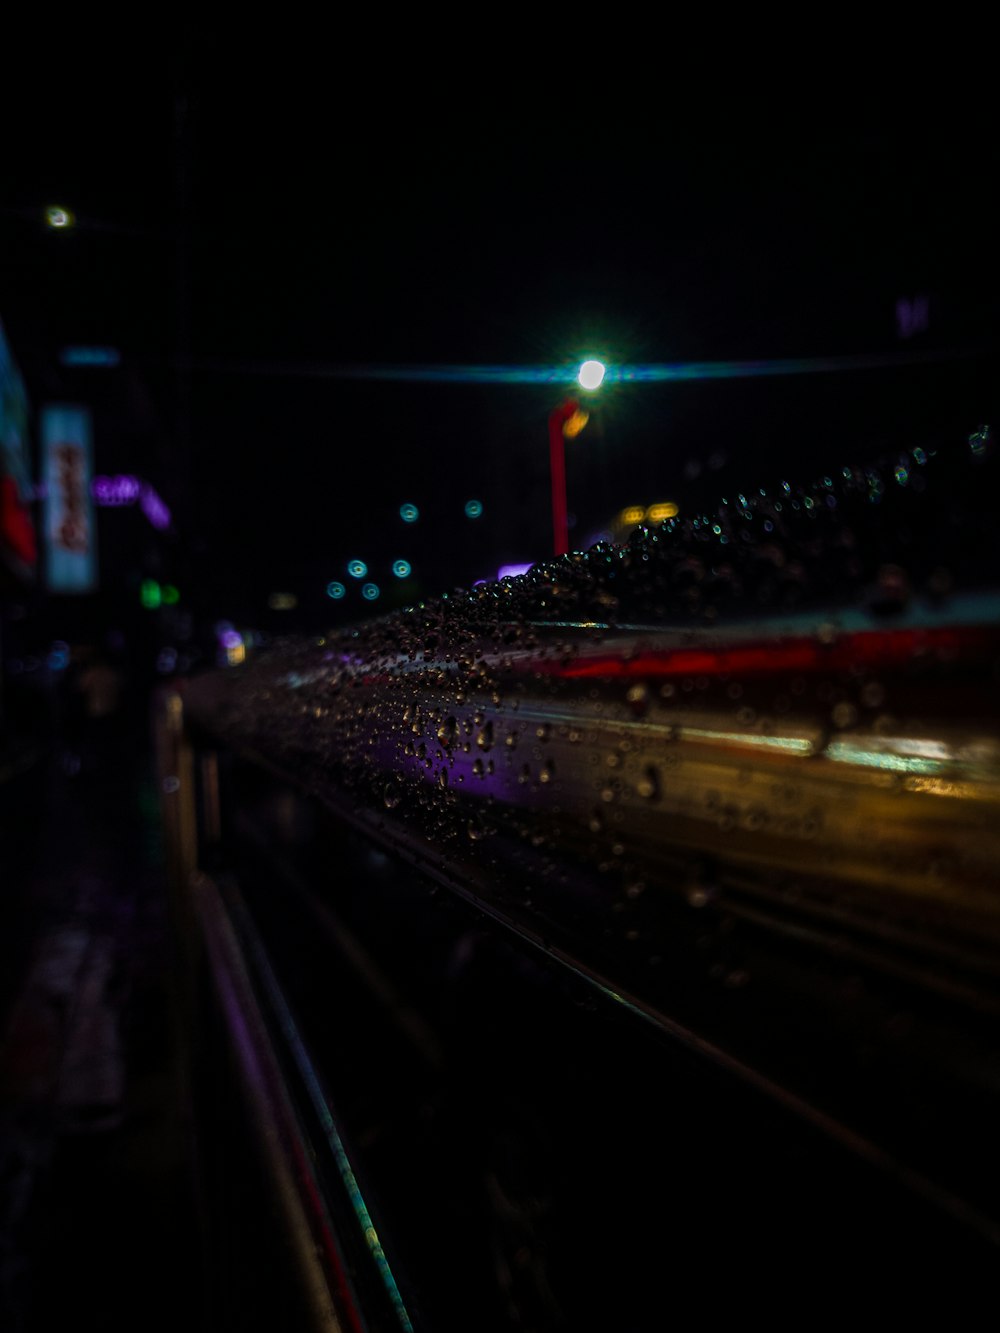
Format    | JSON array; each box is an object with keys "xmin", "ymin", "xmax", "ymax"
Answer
[
  {"xmin": 0, "ymin": 319, "xmax": 37, "ymax": 581},
  {"xmin": 42, "ymin": 405, "xmax": 97, "ymax": 593}
]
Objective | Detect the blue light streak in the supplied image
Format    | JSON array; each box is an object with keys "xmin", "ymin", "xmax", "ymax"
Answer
[{"xmin": 202, "ymin": 345, "xmax": 988, "ymax": 386}]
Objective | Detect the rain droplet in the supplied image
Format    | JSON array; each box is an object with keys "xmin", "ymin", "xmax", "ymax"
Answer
[
  {"xmin": 437, "ymin": 716, "xmax": 458, "ymax": 748},
  {"xmin": 832, "ymin": 701, "xmax": 858, "ymax": 729},
  {"xmin": 861, "ymin": 681, "xmax": 885, "ymax": 708},
  {"xmin": 472, "ymin": 758, "xmax": 485, "ymax": 778},
  {"xmin": 539, "ymin": 758, "xmax": 556, "ymax": 784},
  {"xmin": 383, "ymin": 784, "xmax": 402, "ymax": 809},
  {"xmin": 626, "ymin": 683, "xmax": 650, "ymax": 714},
  {"xmin": 636, "ymin": 766, "xmax": 660, "ymax": 800},
  {"xmin": 476, "ymin": 721, "xmax": 494, "ymax": 752}
]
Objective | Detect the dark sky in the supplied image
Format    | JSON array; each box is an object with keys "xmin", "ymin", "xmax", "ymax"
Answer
[{"xmin": 3, "ymin": 53, "xmax": 998, "ymax": 624}]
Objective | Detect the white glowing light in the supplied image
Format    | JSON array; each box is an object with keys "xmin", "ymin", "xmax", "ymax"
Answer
[
  {"xmin": 45, "ymin": 205, "xmax": 74, "ymax": 229},
  {"xmin": 578, "ymin": 359, "xmax": 606, "ymax": 391}
]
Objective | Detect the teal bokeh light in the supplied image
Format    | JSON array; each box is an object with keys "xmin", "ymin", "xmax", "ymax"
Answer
[
  {"xmin": 464, "ymin": 499, "xmax": 483, "ymax": 519},
  {"xmin": 399, "ymin": 503, "xmax": 419, "ymax": 523},
  {"xmin": 327, "ymin": 581, "xmax": 346, "ymax": 599},
  {"xmin": 347, "ymin": 560, "xmax": 367, "ymax": 579},
  {"xmin": 362, "ymin": 582, "xmax": 380, "ymax": 601},
  {"xmin": 392, "ymin": 560, "xmax": 411, "ymax": 578}
]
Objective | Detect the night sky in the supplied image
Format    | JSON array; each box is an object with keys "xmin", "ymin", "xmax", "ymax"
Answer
[{"xmin": 3, "ymin": 54, "xmax": 998, "ymax": 630}]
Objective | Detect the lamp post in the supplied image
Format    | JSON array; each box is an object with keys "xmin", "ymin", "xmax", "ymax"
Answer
[{"xmin": 548, "ymin": 361, "xmax": 605, "ymax": 556}]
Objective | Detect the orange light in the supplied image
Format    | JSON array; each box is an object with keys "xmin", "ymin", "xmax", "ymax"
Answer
[
  {"xmin": 622, "ymin": 506, "xmax": 645, "ymax": 525},
  {"xmin": 647, "ymin": 502, "xmax": 678, "ymax": 521},
  {"xmin": 562, "ymin": 409, "xmax": 589, "ymax": 439}
]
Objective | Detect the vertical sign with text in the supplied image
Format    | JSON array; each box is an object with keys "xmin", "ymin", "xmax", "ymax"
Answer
[{"xmin": 42, "ymin": 405, "xmax": 97, "ymax": 593}]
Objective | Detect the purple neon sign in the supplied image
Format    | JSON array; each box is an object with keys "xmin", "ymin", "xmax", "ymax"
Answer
[
  {"xmin": 91, "ymin": 474, "xmax": 171, "ymax": 530},
  {"xmin": 139, "ymin": 483, "xmax": 171, "ymax": 531},
  {"xmin": 93, "ymin": 474, "xmax": 141, "ymax": 505}
]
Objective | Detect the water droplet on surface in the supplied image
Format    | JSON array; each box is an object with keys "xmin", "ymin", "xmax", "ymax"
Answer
[
  {"xmin": 626, "ymin": 683, "xmax": 650, "ymax": 714},
  {"xmin": 476, "ymin": 721, "xmax": 494, "ymax": 752},
  {"xmin": 861, "ymin": 681, "xmax": 885, "ymax": 708},
  {"xmin": 636, "ymin": 766, "xmax": 660, "ymax": 800},
  {"xmin": 539, "ymin": 758, "xmax": 556, "ymax": 784},
  {"xmin": 832, "ymin": 701, "xmax": 858, "ymax": 729},
  {"xmin": 383, "ymin": 783, "xmax": 402, "ymax": 809}
]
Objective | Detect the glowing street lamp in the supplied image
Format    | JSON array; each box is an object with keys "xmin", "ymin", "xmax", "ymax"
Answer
[
  {"xmin": 45, "ymin": 205, "xmax": 75, "ymax": 230},
  {"xmin": 548, "ymin": 360, "xmax": 606, "ymax": 556},
  {"xmin": 578, "ymin": 359, "xmax": 606, "ymax": 391}
]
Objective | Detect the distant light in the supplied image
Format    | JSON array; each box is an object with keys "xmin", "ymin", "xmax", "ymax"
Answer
[
  {"xmin": 578, "ymin": 359, "xmax": 606, "ymax": 390},
  {"xmin": 498, "ymin": 563, "xmax": 532, "ymax": 579},
  {"xmin": 970, "ymin": 425, "xmax": 992, "ymax": 457},
  {"xmin": 220, "ymin": 629, "xmax": 243, "ymax": 651},
  {"xmin": 399, "ymin": 503, "xmax": 419, "ymax": 523},
  {"xmin": 326, "ymin": 581, "xmax": 346, "ymax": 599},
  {"xmin": 156, "ymin": 647, "xmax": 179, "ymax": 675},
  {"xmin": 45, "ymin": 205, "xmax": 75, "ymax": 229},
  {"xmin": 162, "ymin": 584, "xmax": 180, "ymax": 605},
  {"xmin": 140, "ymin": 578, "xmax": 162, "ymax": 610},
  {"xmin": 48, "ymin": 641, "xmax": 71, "ymax": 672},
  {"xmin": 347, "ymin": 560, "xmax": 367, "ymax": 578},
  {"xmin": 269, "ymin": 592, "xmax": 298, "ymax": 610},
  {"xmin": 622, "ymin": 506, "xmax": 645, "ymax": 525},
  {"xmin": 392, "ymin": 560, "xmax": 411, "ymax": 578},
  {"xmin": 464, "ymin": 499, "xmax": 483, "ymax": 519},
  {"xmin": 226, "ymin": 642, "xmax": 246, "ymax": 667},
  {"xmin": 61, "ymin": 346, "xmax": 121, "ymax": 367},
  {"xmin": 647, "ymin": 502, "xmax": 679, "ymax": 521},
  {"xmin": 361, "ymin": 582, "xmax": 380, "ymax": 601}
]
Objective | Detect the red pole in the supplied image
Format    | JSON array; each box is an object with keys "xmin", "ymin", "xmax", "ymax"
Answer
[{"xmin": 548, "ymin": 399, "xmax": 577, "ymax": 557}]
